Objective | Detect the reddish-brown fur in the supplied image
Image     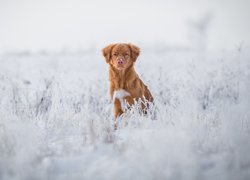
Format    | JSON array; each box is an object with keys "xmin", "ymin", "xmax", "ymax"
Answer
[{"xmin": 102, "ymin": 43, "xmax": 153, "ymax": 128}]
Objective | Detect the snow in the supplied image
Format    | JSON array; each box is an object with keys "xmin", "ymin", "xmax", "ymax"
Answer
[{"xmin": 0, "ymin": 48, "xmax": 250, "ymax": 180}]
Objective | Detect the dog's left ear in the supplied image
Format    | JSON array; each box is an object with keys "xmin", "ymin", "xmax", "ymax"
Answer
[
  {"xmin": 128, "ymin": 43, "xmax": 140, "ymax": 62},
  {"xmin": 102, "ymin": 44, "xmax": 115, "ymax": 63}
]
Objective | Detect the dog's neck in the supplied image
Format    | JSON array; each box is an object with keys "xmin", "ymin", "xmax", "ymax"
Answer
[{"xmin": 109, "ymin": 64, "xmax": 138, "ymax": 89}]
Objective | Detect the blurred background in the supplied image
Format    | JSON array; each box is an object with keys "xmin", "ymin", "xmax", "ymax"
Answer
[{"xmin": 0, "ymin": 0, "xmax": 250, "ymax": 54}]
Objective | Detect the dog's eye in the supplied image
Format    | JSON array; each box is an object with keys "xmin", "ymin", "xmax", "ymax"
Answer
[
  {"xmin": 124, "ymin": 53, "xmax": 129, "ymax": 56},
  {"xmin": 113, "ymin": 53, "xmax": 117, "ymax": 56}
]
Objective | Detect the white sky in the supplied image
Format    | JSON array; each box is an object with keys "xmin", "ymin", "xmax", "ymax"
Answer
[{"xmin": 0, "ymin": 0, "xmax": 249, "ymax": 52}]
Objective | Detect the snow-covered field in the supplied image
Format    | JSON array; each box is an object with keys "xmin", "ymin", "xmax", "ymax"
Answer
[{"xmin": 0, "ymin": 48, "xmax": 250, "ymax": 180}]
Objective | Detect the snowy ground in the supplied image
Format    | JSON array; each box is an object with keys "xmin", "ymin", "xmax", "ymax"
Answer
[{"xmin": 0, "ymin": 48, "xmax": 250, "ymax": 180}]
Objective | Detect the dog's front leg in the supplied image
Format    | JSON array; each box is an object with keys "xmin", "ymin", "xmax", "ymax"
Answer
[{"xmin": 114, "ymin": 98, "xmax": 123, "ymax": 130}]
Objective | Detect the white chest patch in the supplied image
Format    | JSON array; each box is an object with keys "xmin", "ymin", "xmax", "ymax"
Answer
[{"xmin": 113, "ymin": 89, "xmax": 131, "ymax": 111}]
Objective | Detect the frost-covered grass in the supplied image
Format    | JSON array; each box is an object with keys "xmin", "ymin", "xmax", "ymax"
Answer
[{"xmin": 0, "ymin": 49, "xmax": 250, "ymax": 180}]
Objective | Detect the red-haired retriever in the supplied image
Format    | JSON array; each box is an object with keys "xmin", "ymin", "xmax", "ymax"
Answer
[{"xmin": 102, "ymin": 43, "xmax": 153, "ymax": 129}]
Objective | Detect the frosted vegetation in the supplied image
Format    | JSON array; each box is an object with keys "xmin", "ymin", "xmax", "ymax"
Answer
[{"xmin": 0, "ymin": 48, "xmax": 250, "ymax": 180}]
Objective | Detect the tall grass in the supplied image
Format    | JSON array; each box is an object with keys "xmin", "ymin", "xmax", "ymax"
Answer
[{"xmin": 0, "ymin": 49, "xmax": 249, "ymax": 179}]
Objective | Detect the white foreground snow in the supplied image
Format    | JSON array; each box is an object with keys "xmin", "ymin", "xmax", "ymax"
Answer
[{"xmin": 0, "ymin": 49, "xmax": 250, "ymax": 180}]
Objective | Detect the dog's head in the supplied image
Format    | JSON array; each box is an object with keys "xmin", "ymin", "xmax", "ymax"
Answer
[{"xmin": 102, "ymin": 43, "xmax": 140, "ymax": 70}]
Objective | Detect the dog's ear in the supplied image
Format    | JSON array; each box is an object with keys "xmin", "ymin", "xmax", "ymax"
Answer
[
  {"xmin": 128, "ymin": 43, "xmax": 140, "ymax": 62},
  {"xmin": 102, "ymin": 44, "xmax": 115, "ymax": 63}
]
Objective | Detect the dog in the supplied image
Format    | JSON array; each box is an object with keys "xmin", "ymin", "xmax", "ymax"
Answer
[{"xmin": 102, "ymin": 43, "xmax": 153, "ymax": 129}]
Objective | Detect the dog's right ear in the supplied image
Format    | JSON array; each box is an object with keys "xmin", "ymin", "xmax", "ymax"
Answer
[{"xmin": 102, "ymin": 44, "xmax": 115, "ymax": 63}]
